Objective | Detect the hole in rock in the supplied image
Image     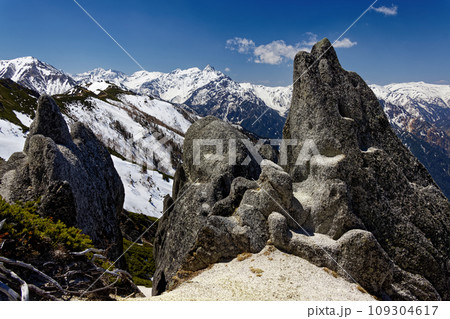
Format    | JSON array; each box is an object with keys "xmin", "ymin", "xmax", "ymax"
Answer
[{"xmin": 338, "ymin": 100, "xmax": 352, "ymax": 119}]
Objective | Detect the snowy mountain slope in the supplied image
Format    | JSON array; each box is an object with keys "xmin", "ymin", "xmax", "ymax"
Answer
[
  {"xmin": 371, "ymin": 82, "xmax": 450, "ymax": 111},
  {"xmin": 0, "ymin": 78, "xmax": 39, "ymax": 159},
  {"xmin": 85, "ymin": 80, "xmax": 112, "ymax": 95},
  {"xmin": 239, "ymin": 83, "xmax": 292, "ymax": 117},
  {"xmin": 185, "ymin": 76, "xmax": 285, "ymax": 138},
  {"xmin": 55, "ymin": 87, "xmax": 191, "ymax": 176},
  {"xmin": 0, "ymin": 57, "xmax": 76, "ymax": 95},
  {"xmin": 123, "ymin": 70, "xmax": 164, "ymax": 93},
  {"xmin": 112, "ymin": 156, "xmax": 172, "ymax": 218},
  {"xmin": 370, "ymin": 82, "xmax": 450, "ymax": 198},
  {"xmin": 369, "ymin": 82, "xmax": 450, "ymax": 156},
  {"xmin": 0, "ymin": 81, "xmax": 191, "ymax": 216},
  {"xmin": 370, "ymin": 82, "xmax": 450, "ymax": 132},
  {"xmin": 76, "ymin": 65, "xmax": 286, "ymax": 138},
  {"xmin": 0, "ymin": 58, "xmax": 285, "ymax": 137},
  {"xmin": 0, "ymin": 118, "xmax": 28, "ymax": 160}
]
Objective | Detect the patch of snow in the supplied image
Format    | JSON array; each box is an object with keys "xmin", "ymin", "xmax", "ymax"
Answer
[
  {"xmin": 13, "ymin": 111, "xmax": 33, "ymax": 127},
  {"xmin": 0, "ymin": 119, "xmax": 26, "ymax": 159},
  {"xmin": 86, "ymin": 81, "xmax": 110, "ymax": 95},
  {"xmin": 119, "ymin": 94, "xmax": 191, "ymax": 133},
  {"xmin": 112, "ymin": 156, "xmax": 172, "ymax": 217}
]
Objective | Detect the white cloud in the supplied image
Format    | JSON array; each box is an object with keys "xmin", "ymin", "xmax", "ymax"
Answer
[
  {"xmin": 224, "ymin": 67, "xmax": 231, "ymax": 72},
  {"xmin": 333, "ymin": 38, "xmax": 357, "ymax": 48},
  {"xmin": 225, "ymin": 37, "xmax": 255, "ymax": 54},
  {"xmin": 254, "ymin": 40, "xmax": 302, "ymax": 65},
  {"xmin": 303, "ymin": 32, "xmax": 319, "ymax": 46},
  {"xmin": 371, "ymin": 5, "xmax": 398, "ymax": 16},
  {"xmin": 226, "ymin": 33, "xmax": 356, "ymax": 65}
]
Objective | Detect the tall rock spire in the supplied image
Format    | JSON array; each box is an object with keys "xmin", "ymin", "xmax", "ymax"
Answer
[
  {"xmin": 0, "ymin": 95, "xmax": 125, "ymax": 265},
  {"xmin": 283, "ymin": 38, "xmax": 449, "ymax": 300}
]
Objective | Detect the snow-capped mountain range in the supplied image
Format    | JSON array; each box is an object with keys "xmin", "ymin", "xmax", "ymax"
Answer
[
  {"xmin": 0, "ymin": 57, "xmax": 76, "ymax": 96},
  {"xmin": 370, "ymin": 82, "xmax": 450, "ymax": 132},
  {"xmin": 0, "ymin": 56, "xmax": 449, "ymax": 200},
  {"xmin": 75, "ymin": 64, "xmax": 287, "ymax": 138}
]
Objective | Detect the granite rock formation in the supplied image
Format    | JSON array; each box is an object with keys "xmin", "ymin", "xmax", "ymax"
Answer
[
  {"xmin": 0, "ymin": 95, "xmax": 125, "ymax": 263},
  {"xmin": 152, "ymin": 116, "xmax": 306, "ymax": 295},
  {"xmin": 283, "ymin": 38, "xmax": 449, "ymax": 300},
  {"xmin": 152, "ymin": 39, "xmax": 449, "ymax": 300}
]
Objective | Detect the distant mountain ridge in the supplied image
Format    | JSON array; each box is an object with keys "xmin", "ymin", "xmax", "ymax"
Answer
[
  {"xmin": 76, "ymin": 64, "xmax": 286, "ymax": 138},
  {"xmin": 370, "ymin": 82, "xmax": 450, "ymax": 198}
]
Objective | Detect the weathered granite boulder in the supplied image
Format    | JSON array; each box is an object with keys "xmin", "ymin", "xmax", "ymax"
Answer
[
  {"xmin": 182, "ymin": 115, "xmax": 262, "ymax": 185},
  {"xmin": 0, "ymin": 95, "xmax": 125, "ymax": 263},
  {"xmin": 283, "ymin": 38, "xmax": 450, "ymax": 300},
  {"xmin": 152, "ymin": 117, "xmax": 305, "ymax": 295},
  {"xmin": 268, "ymin": 212, "xmax": 395, "ymax": 297}
]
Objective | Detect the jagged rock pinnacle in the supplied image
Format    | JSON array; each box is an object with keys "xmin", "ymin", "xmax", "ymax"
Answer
[
  {"xmin": 284, "ymin": 37, "xmax": 450, "ymax": 300},
  {"xmin": 0, "ymin": 96, "xmax": 125, "ymax": 264},
  {"xmin": 24, "ymin": 95, "xmax": 72, "ymax": 152}
]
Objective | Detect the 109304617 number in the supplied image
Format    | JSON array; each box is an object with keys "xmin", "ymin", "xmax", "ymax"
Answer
[{"xmin": 368, "ymin": 305, "xmax": 438, "ymax": 316}]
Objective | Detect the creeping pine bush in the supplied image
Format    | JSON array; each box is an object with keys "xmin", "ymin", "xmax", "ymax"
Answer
[
  {"xmin": 123, "ymin": 238, "xmax": 155, "ymax": 287},
  {"xmin": 0, "ymin": 197, "xmax": 93, "ymax": 256}
]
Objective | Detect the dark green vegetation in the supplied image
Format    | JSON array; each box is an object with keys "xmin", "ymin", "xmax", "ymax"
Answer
[
  {"xmin": 0, "ymin": 197, "xmax": 92, "ymax": 261},
  {"xmin": 98, "ymin": 85, "xmax": 136, "ymax": 102},
  {"xmin": 123, "ymin": 239, "xmax": 154, "ymax": 287},
  {"xmin": 0, "ymin": 79, "xmax": 38, "ymax": 131},
  {"xmin": 120, "ymin": 210, "xmax": 158, "ymax": 287},
  {"xmin": 107, "ymin": 147, "xmax": 127, "ymax": 161},
  {"xmin": 52, "ymin": 84, "xmax": 135, "ymax": 111},
  {"xmin": 124, "ymin": 209, "xmax": 158, "ymax": 231},
  {"xmin": 0, "ymin": 198, "xmax": 158, "ymax": 290},
  {"xmin": 0, "ymin": 197, "xmax": 142, "ymax": 300},
  {"xmin": 0, "ymin": 197, "xmax": 155, "ymax": 299},
  {"xmin": 53, "ymin": 87, "xmax": 96, "ymax": 113}
]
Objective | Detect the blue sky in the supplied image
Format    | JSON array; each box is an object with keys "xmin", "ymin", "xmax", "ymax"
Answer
[{"xmin": 0, "ymin": 0, "xmax": 449, "ymax": 86}]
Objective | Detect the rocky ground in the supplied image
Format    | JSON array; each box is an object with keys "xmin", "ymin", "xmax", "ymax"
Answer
[{"xmin": 138, "ymin": 246, "xmax": 375, "ymax": 301}]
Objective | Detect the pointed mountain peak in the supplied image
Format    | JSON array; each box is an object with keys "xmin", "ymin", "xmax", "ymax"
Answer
[
  {"xmin": 18, "ymin": 56, "xmax": 39, "ymax": 62},
  {"xmin": 203, "ymin": 64, "xmax": 215, "ymax": 72}
]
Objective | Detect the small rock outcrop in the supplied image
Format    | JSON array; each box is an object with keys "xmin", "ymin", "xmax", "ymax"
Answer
[
  {"xmin": 283, "ymin": 38, "xmax": 449, "ymax": 300},
  {"xmin": 0, "ymin": 95, "xmax": 125, "ymax": 263},
  {"xmin": 268, "ymin": 212, "xmax": 394, "ymax": 296}
]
